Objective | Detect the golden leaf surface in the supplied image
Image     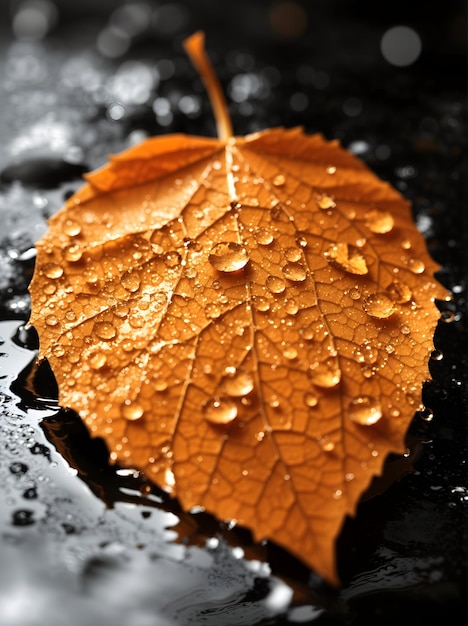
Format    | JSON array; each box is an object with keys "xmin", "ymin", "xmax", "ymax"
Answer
[{"xmin": 29, "ymin": 36, "xmax": 448, "ymax": 584}]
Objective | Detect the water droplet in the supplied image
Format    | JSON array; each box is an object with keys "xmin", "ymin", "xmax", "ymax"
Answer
[
  {"xmin": 204, "ymin": 397, "xmax": 238, "ymax": 424},
  {"xmin": 349, "ymin": 396, "xmax": 382, "ymax": 425},
  {"xmin": 164, "ymin": 251, "xmax": 181, "ymax": 268},
  {"xmin": 254, "ymin": 228, "xmax": 274, "ymax": 246},
  {"xmin": 208, "ymin": 242, "xmax": 249, "ymax": 272},
  {"xmin": 223, "ymin": 370, "xmax": 254, "ymax": 397},
  {"xmin": 365, "ymin": 209, "xmax": 394, "ymax": 234},
  {"xmin": 316, "ymin": 194, "xmax": 336, "ymax": 210},
  {"xmin": 84, "ymin": 268, "xmax": 99, "ymax": 284},
  {"xmin": 309, "ymin": 364, "xmax": 341, "ymax": 388},
  {"xmin": 43, "ymin": 283, "xmax": 56, "ymax": 295},
  {"xmin": 43, "ymin": 263, "xmax": 64, "ymax": 279},
  {"xmin": 408, "ymin": 258, "xmax": 425, "ymax": 274},
  {"xmin": 64, "ymin": 244, "xmax": 82, "ymax": 262},
  {"xmin": 269, "ymin": 395, "xmax": 280, "ymax": 408},
  {"xmin": 419, "ymin": 407, "xmax": 434, "ymax": 422},
  {"xmin": 333, "ymin": 489, "xmax": 343, "ymax": 499},
  {"xmin": 121, "ymin": 270, "xmax": 141, "ymax": 292},
  {"xmin": 284, "ymin": 247, "xmax": 302, "ymax": 262},
  {"xmin": 440, "ymin": 311, "xmax": 455, "ymax": 323},
  {"xmin": 89, "ymin": 353, "xmax": 107, "ymax": 369},
  {"xmin": 252, "ymin": 296, "xmax": 270, "ymax": 312},
  {"xmin": 389, "ymin": 406, "xmax": 401, "ymax": 418},
  {"xmin": 266, "ymin": 275, "xmax": 286, "ymax": 294},
  {"xmin": 431, "ymin": 349, "xmax": 443, "ymax": 361},
  {"xmin": 63, "ymin": 219, "xmax": 81, "ymax": 237},
  {"xmin": 387, "ymin": 280, "xmax": 412, "ymax": 303},
  {"xmin": 282, "ymin": 262, "xmax": 306, "ymax": 282},
  {"xmin": 363, "ymin": 293, "xmax": 395, "ymax": 319},
  {"xmin": 296, "ymin": 232, "xmax": 308, "ymax": 248},
  {"xmin": 304, "ymin": 392, "xmax": 318, "ymax": 407},
  {"xmin": 400, "ymin": 324, "xmax": 411, "ymax": 335},
  {"xmin": 94, "ymin": 321, "xmax": 117, "ymax": 341},
  {"xmin": 283, "ymin": 345, "xmax": 298, "ymax": 360},
  {"xmin": 154, "ymin": 379, "xmax": 168, "ymax": 392},
  {"xmin": 318, "ymin": 436, "xmax": 335, "ymax": 452},
  {"xmin": 348, "ymin": 287, "xmax": 361, "ymax": 300},
  {"xmin": 324, "ymin": 243, "xmax": 368, "ymax": 275},
  {"xmin": 326, "ymin": 165, "xmax": 337, "ymax": 174},
  {"xmin": 45, "ymin": 314, "xmax": 59, "ymax": 327},
  {"xmin": 354, "ymin": 341, "xmax": 378, "ymax": 365},
  {"xmin": 67, "ymin": 350, "xmax": 80, "ymax": 364},
  {"xmin": 300, "ymin": 325, "xmax": 314, "ymax": 340},
  {"xmin": 345, "ymin": 472, "xmax": 355, "ymax": 482},
  {"xmin": 122, "ymin": 400, "xmax": 144, "ymax": 421},
  {"xmin": 285, "ymin": 299, "xmax": 299, "ymax": 315},
  {"xmin": 273, "ymin": 173, "xmax": 286, "ymax": 186},
  {"xmin": 52, "ymin": 344, "xmax": 65, "ymax": 358},
  {"xmin": 205, "ymin": 303, "xmax": 222, "ymax": 319}
]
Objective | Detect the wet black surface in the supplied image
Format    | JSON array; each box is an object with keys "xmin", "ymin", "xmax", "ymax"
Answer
[{"xmin": 0, "ymin": 1, "xmax": 466, "ymax": 624}]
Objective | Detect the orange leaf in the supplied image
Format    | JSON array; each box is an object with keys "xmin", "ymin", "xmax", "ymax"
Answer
[{"xmin": 28, "ymin": 33, "xmax": 448, "ymax": 584}]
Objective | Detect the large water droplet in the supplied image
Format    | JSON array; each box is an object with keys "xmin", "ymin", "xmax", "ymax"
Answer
[
  {"xmin": 365, "ymin": 209, "xmax": 394, "ymax": 234},
  {"xmin": 408, "ymin": 258, "xmax": 425, "ymax": 274},
  {"xmin": 266, "ymin": 275, "xmax": 286, "ymax": 294},
  {"xmin": 64, "ymin": 244, "xmax": 82, "ymax": 263},
  {"xmin": 121, "ymin": 270, "xmax": 141, "ymax": 293},
  {"xmin": 204, "ymin": 397, "xmax": 238, "ymax": 424},
  {"xmin": 252, "ymin": 296, "xmax": 270, "ymax": 312},
  {"xmin": 387, "ymin": 280, "xmax": 412, "ymax": 303},
  {"xmin": 363, "ymin": 293, "xmax": 395, "ymax": 319},
  {"xmin": 122, "ymin": 400, "xmax": 144, "ymax": 421},
  {"xmin": 309, "ymin": 364, "xmax": 341, "ymax": 388},
  {"xmin": 324, "ymin": 243, "xmax": 368, "ymax": 275},
  {"xmin": 282, "ymin": 262, "xmax": 306, "ymax": 282},
  {"xmin": 94, "ymin": 321, "xmax": 117, "ymax": 341},
  {"xmin": 89, "ymin": 353, "xmax": 107, "ymax": 370},
  {"xmin": 284, "ymin": 247, "xmax": 302, "ymax": 262},
  {"xmin": 223, "ymin": 370, "xmax": 254, "ymax": 397},
  {"xmin": 45, "ymin": 314, "xmax": 59, "ymax": 327},
  {"xmin": 43, "ymin": 263, "xmax": 64, "ymax": 279},
  {"xmin": 255, "ymin": 228, "xmax": 274, "ymax": 246},
  {"xmin": 349, "ymin": 396, "xmax": 382, "ymax": 425},
  {"xmin": 208, "ymin": 242, "xmax": 249, "ymax": 272}
]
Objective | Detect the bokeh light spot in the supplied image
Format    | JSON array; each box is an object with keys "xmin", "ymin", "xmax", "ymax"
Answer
[{"xmin": 381, "ymin": 26, "xmax": 422, "ymax": 67}]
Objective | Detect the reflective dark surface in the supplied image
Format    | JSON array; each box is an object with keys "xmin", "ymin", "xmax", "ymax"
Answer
[{"xmin": 0, "ymin": 1, "xmax": 466, "ymax": 624}]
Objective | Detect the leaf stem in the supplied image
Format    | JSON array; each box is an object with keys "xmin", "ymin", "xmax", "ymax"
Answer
[{"xmin": 183, "ymin": 32, "xmax": 233, "ymax": 141}]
